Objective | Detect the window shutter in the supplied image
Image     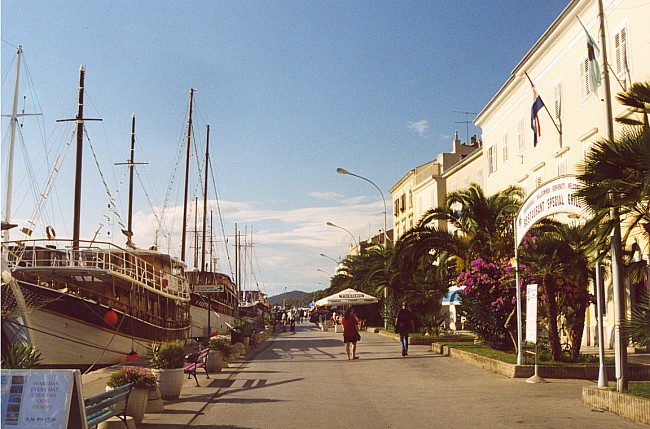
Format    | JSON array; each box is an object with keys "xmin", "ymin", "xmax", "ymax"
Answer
[
  {"xmin": 580, "ymin": 58, "xmax": 590, "ymax": 99},
  {"xmin": 554, "ymin": 81, "xmax": 563, "ymax": 121},
  {"xmin": 517, "ymin": 118, "xmax": 525, "ymax": 152},
  {"xmin": 615, "ymin": 27, "xmax": 628, "ymax": 76}
]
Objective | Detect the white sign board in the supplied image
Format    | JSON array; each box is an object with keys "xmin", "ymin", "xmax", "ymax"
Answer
[
  {"xmin": 515, "ymin": 175, "xmax": 590, "ymax": 245},
  {"xmin": 1, "ymin": 370, "xmax": 79, "ymax": 429},
  {"xmin": 526, "ymin": 284, "xmax": 538, "ymax": 343},
  {"xmin": 194, "ymin": 284, "xmax": 224, "ymax": 293}
]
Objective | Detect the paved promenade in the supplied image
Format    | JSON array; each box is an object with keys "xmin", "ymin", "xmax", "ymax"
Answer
[{"xmin": 82, "ymin": 323, "xmax": 640, "ymax": 428}]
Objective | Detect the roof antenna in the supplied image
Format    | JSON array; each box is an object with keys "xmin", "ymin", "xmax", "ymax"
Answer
[{"xmin": 454, "ymin": 110, "xmax": 477, "ymax": 144}]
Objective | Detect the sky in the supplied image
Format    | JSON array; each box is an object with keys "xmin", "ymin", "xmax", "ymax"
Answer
[{"xmin": 2, "ymin": 1, "xmax": 570, "ymax": 298}]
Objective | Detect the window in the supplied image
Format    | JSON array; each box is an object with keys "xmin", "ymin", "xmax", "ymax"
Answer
[
  {"xmin": 535, "ymin": 172, "xmax": 544, "ymax": 188},
  {"xmin": 394, "ymin": 199, "xmax": 400, "ymax": 217},
  {"xmin": 400, "ymin": 193, "xmax": 406, "ymax": 213},
  {"xmin": 553, "ymin": 80, "xmax": 563, "ymax": 123},
  {"xmin": 614, "ymin": 25, "xmax": 630, "ymax": 78},
  {"xmin": 557, "ymin": 157, "xmax": 567, "ymax": 177},
  {"xmin": 408, "ymin": 190, "xmax": 413, "ymax": 208},
  {"xmin": 517, "ymin": 118, "xmax": 526, "ymax": 153},
  {"xmin": 476, "ymin": 168, "xmax": 484, "ymax": 189},
  {"xmin": 487, "ymin": 145, "xmax": 497, "ymax": 175},
  {"xmin": 408, "ymin": 214, "xmax": 413, "ymax": 229},
  {"xmin": 502, "ymin": 133, "xmax": 509, "ymax": 165},
  {"xmin": 579, "ymin": 57, "xmax": 592, "ymax": 100}
]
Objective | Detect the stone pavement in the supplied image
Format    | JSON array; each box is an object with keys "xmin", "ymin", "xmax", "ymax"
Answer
[{"xmin": 82, "ymin": 323, "xmax": 644, "ymax": 428}]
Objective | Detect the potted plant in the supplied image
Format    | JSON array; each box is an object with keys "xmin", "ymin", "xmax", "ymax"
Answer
[
  {"xmin": 106, "ymin": 366, "xmax": 157, "ymax": 425},
  {"xmin": 147, "ymin": 341, "xmax": 186, "ymax": 400},
  {"xmin": 205, "ymin": 336, "xmax": 226, "ymax": 371},
  {"xmin": 232, "ymin": 318, "xmax": 254, "ymax": 349},
  {"xmin": 1, "ymin": 342, "xmax": 42, "ymax": 369}
]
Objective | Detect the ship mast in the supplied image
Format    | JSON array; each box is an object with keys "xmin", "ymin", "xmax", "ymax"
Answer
[
  {"xmin": 201, "ymin": 125, "xmax": 210, "ymax": 271},
  {"xmin": 180, "ymin": 88, "xmax": 194, "ymax": 263},
  {"xmin": 2, "ymin": 45, "xmax": 42, "ymax": 240},
  {"xmin": 56, "ymin": 66, "xmax": 101, "ymax": 250},
  {"xmin": 115, "ymin": 114, "xmax": 147, "ymax": 249}
]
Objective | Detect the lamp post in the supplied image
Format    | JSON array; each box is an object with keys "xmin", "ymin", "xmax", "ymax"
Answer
[
  {"xmin": 337, "ymin": 167, "xmax": 387, "ymax": 246},
  {"xmin": 316, "ymin": 268, "xmax": 331, "ymax": 277},
  {"xmin": 326, "ymin": 221, "xmax": 358, "ymax": 248},
  {"xmin": 336, "ymin": 167, "xmax": 389, "ymax": 328},
  {"xmin": 320, "ymin": 253, "xmax": 339, "ymax": 264}
]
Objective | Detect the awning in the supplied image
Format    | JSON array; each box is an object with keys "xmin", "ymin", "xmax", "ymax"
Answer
[
  {"xmin": 315, "ymin": 288, "xmax": 379, "ymax": 307},
  {"xmin": 442, "ymin": 286, "xmax": 463, "ymax": 306}
]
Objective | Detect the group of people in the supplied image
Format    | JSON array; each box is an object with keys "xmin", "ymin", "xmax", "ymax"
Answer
[
  {"xmin": 282, "ymin": 302, "xmax": 417, "ymax": 360},
  {"xmin": 338, "ymin": 301, "xmax": 415, "ymax": 360}
]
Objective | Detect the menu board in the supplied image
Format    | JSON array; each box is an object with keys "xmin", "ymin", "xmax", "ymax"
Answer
[{"xmin": 1, "ymin": 370, "xmax": 80, "ymax": 429}]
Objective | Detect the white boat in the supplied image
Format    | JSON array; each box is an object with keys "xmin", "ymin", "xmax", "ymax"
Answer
[{"xmin": 1, "ymin": 58, "xmax": 192, "ymax": 367}]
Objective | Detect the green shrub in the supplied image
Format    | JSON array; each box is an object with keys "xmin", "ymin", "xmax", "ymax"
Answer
[
  {"xmin": 147, "ymin": 341, "xmax": 185, "ymax": 369},
  {"xmin": 1, "ymin": 343, "xmax": 42, "ymax": 369}
]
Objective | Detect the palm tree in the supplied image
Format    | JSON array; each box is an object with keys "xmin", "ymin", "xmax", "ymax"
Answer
[
  {"xmin": 418, "ymin": 183, "xmax": 525, "ymax": 265},
  {"xmin": 577, "ymin": 81, "xmax": 650, "ymax": 248},
  {"xmin": 519, "ymin": 221, "xmax": 591, "ymax": 361},
  {"xmin": 577, "ymin": 81, "xmax": 650, "ymax": 359}
]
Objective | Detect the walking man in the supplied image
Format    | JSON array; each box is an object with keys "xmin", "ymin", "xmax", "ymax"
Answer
[{"xmin": 394, "ymin": 301, "xmax": 415, "ymax": 356}]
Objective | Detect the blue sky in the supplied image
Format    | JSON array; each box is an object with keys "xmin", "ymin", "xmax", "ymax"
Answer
[{"xmin": 2, "ymin": 1, "xmax": 569, "ymax": 298}]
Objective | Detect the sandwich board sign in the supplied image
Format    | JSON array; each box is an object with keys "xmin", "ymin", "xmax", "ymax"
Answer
[{"xmin": 1, "ymin": 369, "xmax": 84, "ymax": 429}]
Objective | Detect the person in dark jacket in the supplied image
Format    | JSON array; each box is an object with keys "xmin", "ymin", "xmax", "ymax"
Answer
[{"xmin": 394, "ymin": 301, "xmax": 415, "ymax": 356}]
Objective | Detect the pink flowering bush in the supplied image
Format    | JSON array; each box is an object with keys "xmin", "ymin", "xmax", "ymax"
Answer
[
  {"xmin": 457, "ymin": 258, "xmax": 521, "ymax": 351},
  {"xmin": 106, "ymin": 366, "xmax": 158, "ymax": 390}
]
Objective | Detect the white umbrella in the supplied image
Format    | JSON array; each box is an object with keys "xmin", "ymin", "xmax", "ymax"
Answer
[{"xmin": 315, "ymin": 288, "xmax": 379, "ymax": 307}]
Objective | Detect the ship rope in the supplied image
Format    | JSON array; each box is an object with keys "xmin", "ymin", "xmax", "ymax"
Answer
[{"xmin": 84, "ymin": 126, "xmax": 127, "ymax": 234}]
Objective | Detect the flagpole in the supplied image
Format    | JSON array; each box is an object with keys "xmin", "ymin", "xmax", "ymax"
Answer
[
  {"xmin": 524, "ymin": 71, "xmax": 562, "ymax": 135},
  {"xmin": 596, "ymin": 0, "xmax": 626, "ymax": 392}
]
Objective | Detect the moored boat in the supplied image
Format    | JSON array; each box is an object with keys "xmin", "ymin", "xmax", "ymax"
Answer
[{"xmin": 2, "ymin": 239, "xmax": 191, "ymax": 367}]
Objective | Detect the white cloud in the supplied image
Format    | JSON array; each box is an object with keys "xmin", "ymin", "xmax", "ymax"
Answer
[
  {"xmin": 407, "ymin": 120, "xmax": 430, "ymax": 137},
  {"xmin": 131, "ymin": 197, "xmax": 386, "ymax": 298},
  {"xmin": 308, "ymin": 191, "xmax": 345, "ymax": 201}
]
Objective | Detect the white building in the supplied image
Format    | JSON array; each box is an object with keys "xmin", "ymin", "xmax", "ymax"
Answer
[{"xmin": 389, "ymin": 0, "xmax": 650, "ymax": 346}]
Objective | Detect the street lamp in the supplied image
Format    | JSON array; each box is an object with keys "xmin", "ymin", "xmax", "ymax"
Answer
[
  {"xmin": 319, "ymin": 253, "xmax": 339, "ymax": 264},
  {"xmin": 337, "ymin": 167, "xmax": 388, "ymax": 246},
  {"xmin": 316, "ymin": 268, "xmax": 331, "ymax": 277},
  {"xmin": 326, "ymin": 221, "xmax": 358, "ymax": 248},
  {"xmin": 337, "ymin": 167, "xmax": 389, "ymax": 328}
]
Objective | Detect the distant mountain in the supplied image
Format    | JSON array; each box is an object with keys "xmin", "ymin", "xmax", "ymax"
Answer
[{"xmin": 268, "ymin": 290, "xmax": 313, "ymax": 307}]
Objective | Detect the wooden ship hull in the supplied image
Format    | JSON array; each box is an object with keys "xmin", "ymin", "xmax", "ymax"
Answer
[{"xmin": 2, "ymin": 238, "xmax": 192, "ymax": 367}]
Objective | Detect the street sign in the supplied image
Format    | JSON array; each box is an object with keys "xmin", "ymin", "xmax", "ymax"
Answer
[{"xmin": 193, "ymin": 284, "xmax": 224, "ymax": 293}]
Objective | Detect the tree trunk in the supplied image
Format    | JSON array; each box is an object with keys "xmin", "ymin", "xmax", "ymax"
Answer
[{"xmin": 543, "ymin": 274, "xmax": 562, "ymax": 361}]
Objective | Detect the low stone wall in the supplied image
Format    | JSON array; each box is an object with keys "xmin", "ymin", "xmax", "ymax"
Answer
[
  {"xmin": 377, "ymin": 330, "xmax": 473, "ymax": 345},
  {"xmin": 430, "ymin": 342, "xmax": 650, "ymax": 381},
  {"xmin": 582, "ymin": 387, "xmax": 650, "ymax": 425}
]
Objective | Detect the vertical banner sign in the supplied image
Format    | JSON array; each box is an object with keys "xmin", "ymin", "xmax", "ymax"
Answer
[
  {"xmin": 1, "ymin": 370, "xmax": 75, "ymax": 429},
  {"xmin": 526, "ymin": 284, "xmax": 538, "ymax": 343}
]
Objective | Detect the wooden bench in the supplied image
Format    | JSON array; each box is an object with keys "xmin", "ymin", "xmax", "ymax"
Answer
[
  {"xmin": 84, "ymin": 382, "xmax": 132, "ymax": 428},
  {"xmin": 184, "ymin": 347, "xmax": 211, "ymax": 387}
]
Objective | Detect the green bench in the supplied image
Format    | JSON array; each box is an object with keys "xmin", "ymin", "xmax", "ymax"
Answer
[{"xmin": 84, "ymin": 382, "xmax": 132, "ymax": 428}]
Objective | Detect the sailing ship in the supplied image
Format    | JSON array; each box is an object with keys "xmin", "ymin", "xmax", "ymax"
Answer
[
  {"xmin": 178, "ymin": 90, "xmax": 239, "ymax": 339},
  {"xmin": 1, "ymin": 59, "xmax": 192, "ymax": 367}
]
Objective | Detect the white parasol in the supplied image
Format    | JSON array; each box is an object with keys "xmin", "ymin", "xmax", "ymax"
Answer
[{"xmin": 314, "ymin": 288, "xmax": 379, "ymax": 307}]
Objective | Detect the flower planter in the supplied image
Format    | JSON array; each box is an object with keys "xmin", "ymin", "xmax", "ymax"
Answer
[
  {"xmin": 146, "ymin": 385, "xmax": 165, "ymax": 413},
  {"xmin": 155, "ymin": 368, "xmax": 184, "ymax": 400},
  {"xmin": 105, "ymin": 385, "xmax": 149, "ymax": 425},
  {"xmin": 229, "ymin": 344, "xmax": 240, "ymax": 360},
  {"xmin": 126, "ymin": 386, "xmax": 149, "ymax": 425},
  {"xmin": 206, "ymin": 350, "xmax": 223, "ymax": 373}
]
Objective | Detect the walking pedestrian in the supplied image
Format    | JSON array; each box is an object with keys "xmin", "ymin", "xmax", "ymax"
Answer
[
  {"xmin": 394, "ymin": 301, "xmax": 415, "ymax": 356},
  {"xmin": 341, "ymin": 307, "xmax": 360, "ymax": 360}
]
